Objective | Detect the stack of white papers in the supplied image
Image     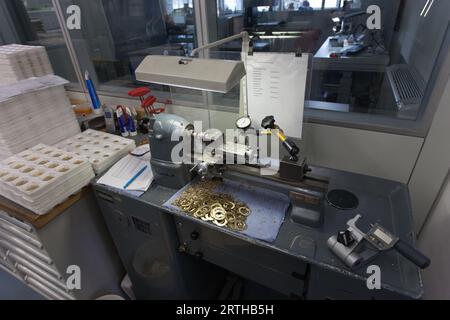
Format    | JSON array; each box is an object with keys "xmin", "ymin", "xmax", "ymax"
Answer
[
  {"xmin": 0, "ymin": 75, "xmax": 81, "ymax": 160},
  {"xmin": 55, "ymin": 129, "xmax": 137, "ymax": 175},
  {"xmin": 0, "ymin": 44, "xmax": 53, "ymax": 86},
  {"xmin": 98, "ymin": 145, "xmax": 153, "ymax": 196},
  {"xmin": 0, "ymin": 144, "xmax": 94, "ymax": 215}
]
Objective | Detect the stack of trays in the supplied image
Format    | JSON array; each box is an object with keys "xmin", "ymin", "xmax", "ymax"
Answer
[
  {"xmin": 0, "ymin": 144, "xmax": 95, "ymax": 215},
  {"xmin": 55, "ymin": 129, "xmax": 136, "ymax": 174},
  {"xmin": 0, "ymin": 44, "xmax": 53, "ymax": 86},
  {"xmin": 0, "ymin": 75, "xmax": 81, "ymax": 160}
]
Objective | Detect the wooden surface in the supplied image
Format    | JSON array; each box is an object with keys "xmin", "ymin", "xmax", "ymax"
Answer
[{"xmin": 0, "ymin": 187, "xmax": 91, "ymax": 230}]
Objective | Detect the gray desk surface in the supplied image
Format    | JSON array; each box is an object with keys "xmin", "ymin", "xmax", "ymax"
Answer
[
  {"xmin": 313, "ymin": 37, "xmax": 390, "ymax": 72},
  {"xmin": 94, "ymin": 165, "xmax": 423, "ymax": 299}
]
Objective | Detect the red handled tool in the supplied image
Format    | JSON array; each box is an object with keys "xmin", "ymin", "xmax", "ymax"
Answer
[{"xmin": 128, "ymin": 87, "xmax": 168, "ymax": 116}]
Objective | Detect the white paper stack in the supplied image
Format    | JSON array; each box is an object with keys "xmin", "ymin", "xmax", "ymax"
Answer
[
  {"xmin": 0, "ymin": 144, "xmax": 95, "ymax": 215},
  {"xmin": 55, "ymin": 129, "xmax": 136, "ymax": 175},
  {"xmin": 0, "ymin": 75, "xmax": 81, "ymax": 160},
  {"xmin": 0, "ymin": 44, "xmax": 54, "ymax": 86}
]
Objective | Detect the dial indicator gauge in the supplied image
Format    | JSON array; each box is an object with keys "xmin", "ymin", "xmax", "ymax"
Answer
[{"xmin": 236, "ymin": 116, "xmax": 252, "ymax": 130}]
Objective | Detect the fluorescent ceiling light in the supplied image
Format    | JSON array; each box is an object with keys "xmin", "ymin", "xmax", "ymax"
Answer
[{"xmin": 135, "ymin": 55, "xmax": 246, "ymax": 94}]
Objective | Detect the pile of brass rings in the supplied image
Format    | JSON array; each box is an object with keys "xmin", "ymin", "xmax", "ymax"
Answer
[{"xmin": 172, "ymin": 180, "xmax": 251, "ymax": 232}]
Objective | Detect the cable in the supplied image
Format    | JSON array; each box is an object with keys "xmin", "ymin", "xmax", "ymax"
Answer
[{"xmin": 130, "ymin": 150, "xmax": 151, "ymax": 158}]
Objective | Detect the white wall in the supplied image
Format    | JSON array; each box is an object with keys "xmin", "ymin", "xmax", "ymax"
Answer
[
  {"xmin": 302, "ymin": 123, "xmax": 423, "ymax": 182},
  {"xmin": 419, "ymin": 176, "xmax": 450, "ymax": 300},
  {"xmin": 409, "ymin": 76, "xmax": 450, "ymax": 232}
]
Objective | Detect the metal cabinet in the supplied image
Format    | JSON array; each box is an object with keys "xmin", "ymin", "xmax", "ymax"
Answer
[{"xmin": 94, "ymin": 186, "xmax": 226, "ymax": 300}]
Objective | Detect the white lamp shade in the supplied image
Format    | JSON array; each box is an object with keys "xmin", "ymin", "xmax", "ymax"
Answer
[{"xmin": 135, "ymin": 55, "xmax": 246, "ymax": 93}]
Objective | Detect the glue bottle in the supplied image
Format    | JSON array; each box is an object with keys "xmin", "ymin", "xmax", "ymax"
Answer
[{"xmin": 104, "ymin": 105, "xmax": 116, "ymax": 134}]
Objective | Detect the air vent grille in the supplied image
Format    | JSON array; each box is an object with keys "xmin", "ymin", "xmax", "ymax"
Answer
[{"xmin": 387, "ymin": 65, "xmax": 425, "ymax": 109}]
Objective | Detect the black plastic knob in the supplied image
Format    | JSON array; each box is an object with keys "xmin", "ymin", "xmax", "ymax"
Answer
[
  {"xmin": 190, "ymin": 232, "xmax": 200, "ymax": 241},
  {"xmin": 337, "ymin": 230, "xmax": 355, "ymax": 247},
  {"xmin": 261, "ymin": 116, "xmax": 276, "ymax": 129},
  {"xmin": 195, "ymin": 252, "xmax": 204, "ymax": 259}
]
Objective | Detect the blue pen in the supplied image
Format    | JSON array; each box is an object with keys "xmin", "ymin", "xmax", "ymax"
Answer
[
  {"xmin": 85, "ymin": 70, "xmax": 102, "ymax": 114},
  {"xmin": 123, "ymin": 165, "xmax": 148, "ymax": 190}
]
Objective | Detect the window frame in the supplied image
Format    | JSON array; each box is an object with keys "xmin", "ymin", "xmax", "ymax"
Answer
[{"xmin": 5, "ymin": 0, "xmax": 448, "ymax": 139}]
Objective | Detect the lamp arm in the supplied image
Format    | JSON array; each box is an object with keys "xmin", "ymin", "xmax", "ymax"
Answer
[{"xmin": 190, "ymin": 31, "xmax": 250, "ymax": 57}]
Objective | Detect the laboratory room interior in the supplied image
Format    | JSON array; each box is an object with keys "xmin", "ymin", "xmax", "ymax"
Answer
[{"xmin": 0, "ymin": 0, "xmax": 449, "ymax": 306}]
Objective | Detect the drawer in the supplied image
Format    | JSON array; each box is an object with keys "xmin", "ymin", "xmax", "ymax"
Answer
[{"xmin": 175, "ymin": 217, "xmax": 308, "ymax": 297}]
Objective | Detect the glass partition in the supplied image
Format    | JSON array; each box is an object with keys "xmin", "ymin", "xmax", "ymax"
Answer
[
  {"xmin": 57, "ymin": 0, "xmax": 201, "ymax": 103},
  {"xmin": 5, "ymin": 0, "xmax": 79, "ymax": 84},
  {"xmin": 3, "ymin": 0, "xmax": 449, "ymax": 130},
  {"xmin": 214, "ymin": 0, "xmax": 450, "ymax": 121}
]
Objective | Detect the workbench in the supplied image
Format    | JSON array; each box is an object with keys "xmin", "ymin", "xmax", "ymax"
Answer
[{"xmin": 93, "ymin": 165, "xmax": 424, "ymax": 300}]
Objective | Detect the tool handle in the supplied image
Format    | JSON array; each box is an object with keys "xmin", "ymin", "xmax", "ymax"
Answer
[
  {"xmin": 283, "ymin": 139, "xmax": 300, "ymax": 161},
  {"xmin": 394, "ymin": 240, "xmax": 430, "ymax": 269}
]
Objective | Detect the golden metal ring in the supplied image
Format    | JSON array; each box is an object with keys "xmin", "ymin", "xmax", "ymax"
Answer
[
  {"xmin": 211, "ymin": 203, "xmax": 223, "ymax": 209},
  {"xmin": 238, "ymin": 207, "xmax": 250, "ymax": 216},
  {"xmin": 228, "ymin": 221, "xmax": 239, "ymax": 231},
  {"xmin": 214, "ymin": 213, "xmax": 226, "ymax": 221},
  {"xmin": 234, "ymin": 220, "xmax": 247, "ymax": 231},
  {"xmin": 194, "ymin": 210, "xmax": 206, "ymax": 218},
  {"xmin": 213, "ymin": 219, "xmax": 228, "ymax": 227},
  {"xmin": 227, "ymin": 202, "xmax": 236, "ymax": 210},
  {"xmin": 202, "ymin": 214, "xmax": 214, "ymax": 222},
  {"xmin": 226, "ymin": 213, "xmax": 236, "ymax": 222},
  {"xmin": 180, "ymin": 200, "xmax": 192, "ymax": 207},
  {"xmin": 212, "ymin": 205, "xmax": 226, "ymax": 211}
]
